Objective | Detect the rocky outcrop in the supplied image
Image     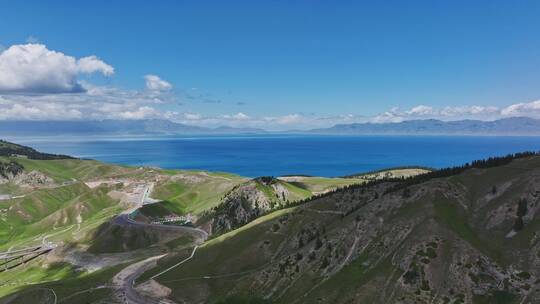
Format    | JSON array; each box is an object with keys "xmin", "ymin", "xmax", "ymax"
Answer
[
  {"xmin": 0, "ymin": 160, "xmax": 23, "ymax": 182},
  {"xmin": 13, "ymin": 170, "xmax": 55, "ymax": 187},
  {"xmin": 0, "ymin": 160, "xmax": 54, "ymax": 188},
  {"xmin": 211, "ymin": 177, "xmax": 292, "ymax": 234}
]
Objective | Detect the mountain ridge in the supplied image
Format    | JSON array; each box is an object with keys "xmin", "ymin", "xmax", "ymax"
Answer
[
  {"xmin": 308, "ymin": 117, "xmax": 540, "ymax": 135},
  {"xmin": 1, "ymin": 117, "xmax": 540, "ymax": 136},
  {"xmin": 0, "ymin": 119, "xmax": 267, "ymax": 136}
]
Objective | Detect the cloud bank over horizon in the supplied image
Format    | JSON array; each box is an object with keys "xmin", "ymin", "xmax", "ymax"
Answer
[{"xmin": 1, "ymin": 43, "xmax": 540, "ymax": 130}]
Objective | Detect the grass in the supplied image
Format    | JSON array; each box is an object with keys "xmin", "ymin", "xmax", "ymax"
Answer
[
  {"xmin": 0, "ymin": 262, "xmax": 77, "ymax": 298},
  {"xmin": 139, "ymin": 200, "xmax": 185, "ymax": 217},
  {"xmin": 301, "ymin": 253, "xmax": 398, "ymax": 303},
  {"xmin": 432, "ymin": 196, "xmax": 504, "ymax": 264},
  {"xmin": 152, "ymin": 173, "xmax": 246, "ymax": 215},
  {"xmin": 165, "ymin": 235, "xmax": 195, "ymax": 250},
  {"xmin": 1, "ymin": 157, "xmax": 129, "ymax": 183},
  {"xmin": 472, "ymin": 291, "xmax": 518, "ymax": 304},
  {"xmin": 215, "ymin": 295, "xmax": 270, "ymax": 304},
  {"xmin": 1, "ymin": 262, "xmax": 128, "ymax": 304},
  {"xmin": 279, "ymin": 176, "xmax": 360, "ymax": 193},
  {"xmin": 281, "ymin": 181, "xmax": 313, "ymax": 201},
  {"xmin": 0, "ymin": 183, "xmax": 121, "ymax": 250}
]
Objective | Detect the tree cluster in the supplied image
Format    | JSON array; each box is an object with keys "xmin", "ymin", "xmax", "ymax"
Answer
[
  {"xmin": 0, "ymin": 140, "xmax": 74, "ymax": 160},
  {"xmin": 0, "ymin": 160, "xmax": 24, "ymax": 179}
]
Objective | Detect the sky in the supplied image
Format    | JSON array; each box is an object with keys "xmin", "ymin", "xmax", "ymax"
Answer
[{"xmin": 1, "ymin": 1, "xmax": 540, "ymax": 130}]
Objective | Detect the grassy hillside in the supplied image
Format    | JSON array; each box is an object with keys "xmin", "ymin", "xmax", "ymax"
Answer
[
  {"xmin": 278, "ymin": 176, "xmax": 362, "ymax": 194},
  {"xmin": 150, "ymin": 171, "xmax": 247, "ymax": 215},
  {"xmin": 143, "ymin": 155, "xmax": 540, "ymax": 304},
  {"xmin": 0, "ymin": 182, "xmax": 122, "ymax": 250},
  {"xmin": 0, "ymin": 157, "xmax": 132, "ymax": 182}
]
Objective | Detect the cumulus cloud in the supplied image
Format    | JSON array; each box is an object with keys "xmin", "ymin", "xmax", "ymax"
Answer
[
  {"xmin": 115, "ymin": 106, "xmax": 160, "ymax": 120},
  {"xmin": 371, "ymin": 104, "xmax": 505, "ymax": 123},
  {"xmin": 77, "ymin": 56, "xmax": 114, "ymax": 75},
  {"xmin": 144, "ymin": 74, "xmax": 172, "ymax": 91},
  {"xmin": 0, "ymin": 89, "xmax": 165, "ymax": 121},
  {"xmin": 230, "ymin": 112, "xmax": 250, "ymax": 120},
  {"xmin": 274, "ymin": 114, "xmax": 303, "ymax": 125},
  {"xmin": 406, "ymin": 105, "xmax": 434, "ymax": 116},
  {"xmin": 0, "ymin": 43, "xmax": 114, "ymax": 94},
  {"xmin": 501, "ymin": 100, "xmax": 540, "ymax": 117},
  {"xmin": 182, "ymin": 113, "xmax": 202, "ymax": 120},
  {"xmin": 0, "ymin": 97, "xmax": 83, "ymax": 120}
]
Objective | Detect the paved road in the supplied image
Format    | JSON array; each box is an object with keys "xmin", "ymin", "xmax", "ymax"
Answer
[
  {"xmin": 114, "ymin": 214, "xmax": 208, "ymax": 242},
  {"xmin": 113, "ymin": 255, "xmax": 165, "ymax": 304}
]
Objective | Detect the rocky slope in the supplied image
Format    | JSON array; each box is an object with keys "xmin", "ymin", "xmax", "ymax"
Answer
[
  {"xmin": 210, "ymin": 177, "xmax": 303, "ymax": 234},
  {"xmin": 0, "ymin": 160, "xmax": 54, "ymax": 188}
]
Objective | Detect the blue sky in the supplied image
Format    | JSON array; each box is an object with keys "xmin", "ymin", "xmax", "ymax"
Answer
[{"xmin": 1, "ymin": 1, "xmax": 540, "ymax": 129}]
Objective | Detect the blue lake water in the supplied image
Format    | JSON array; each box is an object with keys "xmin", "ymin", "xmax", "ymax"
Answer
[{"xmin": 9, "ymin": 135, "xmax": 540, "ymax": 177}]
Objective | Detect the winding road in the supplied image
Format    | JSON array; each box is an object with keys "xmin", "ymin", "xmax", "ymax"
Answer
[
  {"xmin": 113, "ymin": 255, "xmax": 165, "ymax": 304},
  {"xmin": 111, "ymin": 213, "xmax": 208, "ymax": 303}
]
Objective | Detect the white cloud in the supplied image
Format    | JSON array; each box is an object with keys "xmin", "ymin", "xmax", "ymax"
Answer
[
  {"xmin": 162, "ymin": 112, "xmax": 366, "ymax": 130},
  {"xmin": 2, "ymin": 96, "xmax": 540, "ymax": 130},
  {"xmin": 25, "ymin": 36, "xmax": 39, "ymax": 43},
  {"xmin": 232, "ymin": 112, "xmax": 249, "ymax": 120},
  {"xmin": 501, "ymin": 100, "xmax": 540, "ymax": 117},
  {"xmin": 115, "ymin": 106, "xmax": 160, "ymax": 120},
  {"xmin": 182, "ymin": 113, "xmax": 202, "ymax": 120},
  {"xmin": 440, "ymin": 105, "xmax": 499, "ymax": 117},
  {"xmin": 274, "ymin": 114, "xmax": 303, "ymax": 124},
  {"xmin": 144, "ymin": 74, "xmax": 172, "ymax": 91},
  {"xmin": 406, "ymin": 105, "xmax": 434, "ymax": 116},
  {"xmin": 77, "ymin": 56, "xmax": 114, "ymax": 76},
  {"xmin": 372, "ymin": 111, "xmax": 404, "ymax": 123},
  {"xmin": 369, "ymin": 104, "xmax": 506, "ymax": 123},
  {"xmin": 0, "ymin": 43, "xmax": 113, "ymax": 94},
  {"xmin": 0, "ymin": 98, "xmax": 82, "ymax": 120}
]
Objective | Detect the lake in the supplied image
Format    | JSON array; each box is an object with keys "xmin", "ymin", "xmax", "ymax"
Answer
[{"xmin": 9, "ymin": 135, "xmax": 540, "ymax": 177}]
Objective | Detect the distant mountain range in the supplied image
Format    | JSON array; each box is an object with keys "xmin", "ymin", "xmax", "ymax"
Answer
[
  {"xmin": 0, "ymin": 119, "xmax": 267, "ymax": 136},
  {"xmin": 0, "ymin": 117, "xmax": 539, "ymax": 136},
  {"xmin": 308, "ymin": 117, "xmax": 540, "ymax": 136}
]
